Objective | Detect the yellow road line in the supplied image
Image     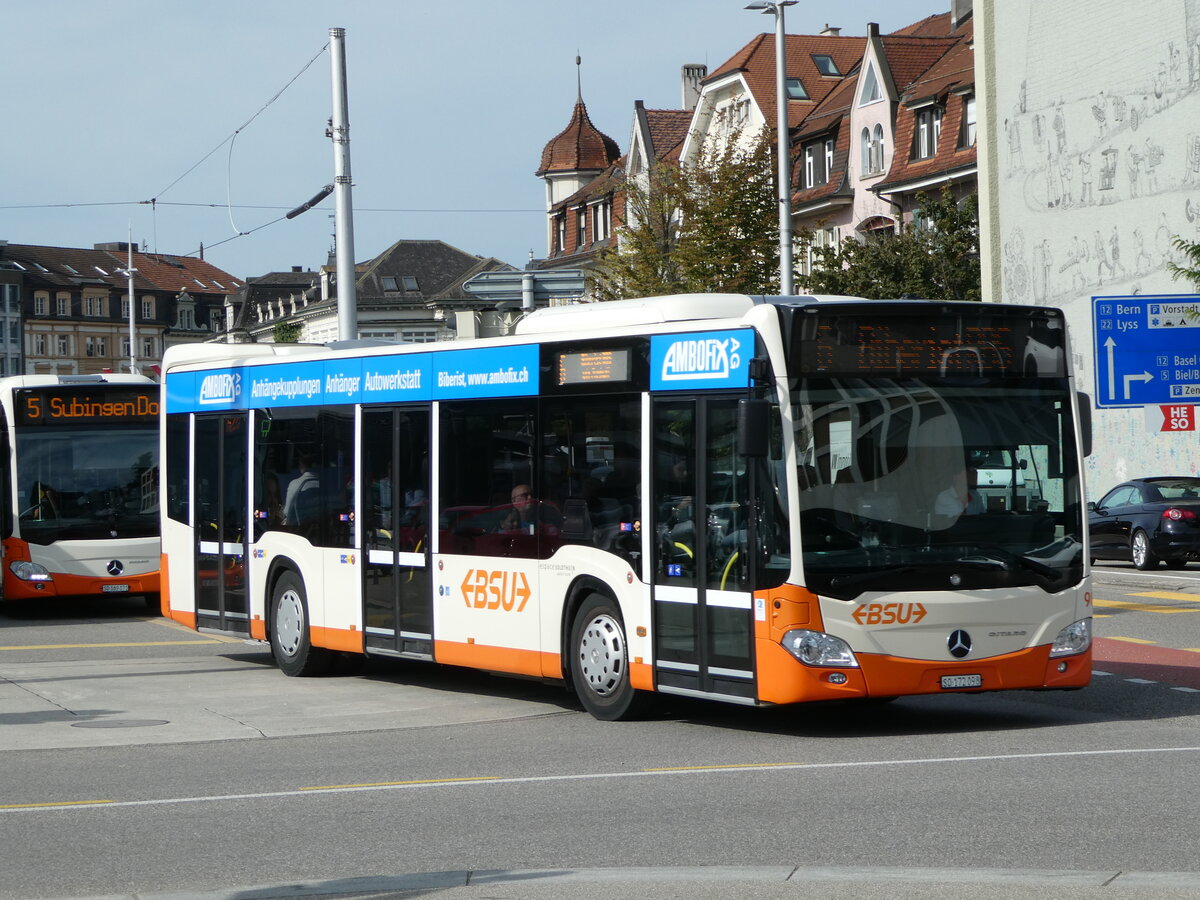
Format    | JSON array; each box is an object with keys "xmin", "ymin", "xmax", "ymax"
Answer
[
  {"xmin": 301, "ymin": 776, "xmax": 500, "ymax": 790},
  {"xmin": 1131, "ymin": 591, "xmax": 1200, "ymax": 602},
  {"xmin": 0, "ymin": 800, "xmax": 112, "ymax": 810},
  {"xmin": 0, "ymin": 640, "xmax": 224, "ymax": 650},
  {"xmin": 1093, "ymin": 598, "xmax": 1196, "ymax": 614},
  {"xmin": 1106, "ymin": 636, "xmax": 1158, "ymax": 644}
]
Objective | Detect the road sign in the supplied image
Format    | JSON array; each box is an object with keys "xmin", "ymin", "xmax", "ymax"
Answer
[
  {"xmin": 1092, "ymin": 295, "xmax": 1200, "ymax": 408},
  {"xmin": 462, "ymin": 269, "xmax": 585, "ymax": 304}
]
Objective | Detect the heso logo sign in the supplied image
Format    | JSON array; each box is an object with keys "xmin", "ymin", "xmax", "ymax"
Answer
[{"xmin": 1145, "ymin": 404, "xmax": 1196, "ymax": 432}]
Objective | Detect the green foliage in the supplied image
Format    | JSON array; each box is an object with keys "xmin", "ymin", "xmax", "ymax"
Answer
[
  {"xmin": 803, "ymin": 188, "xmax": 981, "ymax": 301},
  {"xmin": 273, "ymin": 321, "xmax": 302, "ymax": 343},
  {"xmin": 591, "ymin": 127, "xmax": 782, "ymax": 300},
  {"xmin": 1166, "ymin": 235, "xmax": 1200, "ymax": 290}
]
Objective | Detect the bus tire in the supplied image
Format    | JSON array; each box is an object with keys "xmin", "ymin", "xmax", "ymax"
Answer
[
  {"xmin": 569, "ymin": 593, "xmax": 645, "ymax": 721},
  {"xmin": 269, "ymin": 570, "xmax": 332, "ymax": 677}
]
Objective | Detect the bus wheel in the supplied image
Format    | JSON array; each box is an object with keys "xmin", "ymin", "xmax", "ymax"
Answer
[
  {"xmin": 570, "ymin": 593, "xmax": 645, "ymax": 721},
  {"xmin": 270, "ymin": 571, "xmax": 332, "ymax": 677}
]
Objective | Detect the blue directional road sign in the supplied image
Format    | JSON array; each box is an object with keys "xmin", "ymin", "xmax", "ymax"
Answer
[{"xmin": 1092, "ymin": 295, "xmax": 1200, "ymax": 408}]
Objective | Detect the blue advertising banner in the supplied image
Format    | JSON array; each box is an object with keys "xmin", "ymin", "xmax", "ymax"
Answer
[
  {"xmin": 431, "ymin": 344, "xmax": 538, "ymax": 399},
  {"xmin": 165, "ymin": 343, "xmax": 538, "ymax": 412},
  {"xmin": 649, "ymin": 329, "xmax": 752, "ymax": 391}
]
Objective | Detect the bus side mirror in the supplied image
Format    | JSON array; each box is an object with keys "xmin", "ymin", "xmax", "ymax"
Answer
[
  {"xmin": 737, "ymin": 399, "xmax": 769, "ymax": 458},
  {"xmin": 1076, "ymin": 392, "xmax": 1093, "ymax": 457}
]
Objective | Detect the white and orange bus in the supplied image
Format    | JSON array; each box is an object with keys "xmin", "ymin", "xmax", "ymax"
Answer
[
  {"xmin": 159, "ymin": 294, "xmax": 1092, "ymax": 719},
  {"xmin": 1, "ymin": 374, "xmax": 161, "ymax": 606}
]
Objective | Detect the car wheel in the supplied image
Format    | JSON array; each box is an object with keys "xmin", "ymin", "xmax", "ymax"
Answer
[
  {"xmin": 569, "ymin": 593, "xmax": 647, "ymax": 721},
  {"xmin": 270, "ymin": 570, "xmax": 333, "ymax": 676},
  {"xmin": 1132, "ymin": 531, "xmax": 1159, "ymax": 570}
]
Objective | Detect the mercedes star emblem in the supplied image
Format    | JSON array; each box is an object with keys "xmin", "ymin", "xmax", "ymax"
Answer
[
  {"xmin": 106, "ymin": 560, "xmax": 125, "ymax": 576},
  {"xmin": 948, "ymin": 629, "xmax": 972, "ymax": 659}
]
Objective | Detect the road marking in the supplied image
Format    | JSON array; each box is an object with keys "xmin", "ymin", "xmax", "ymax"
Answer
[
  {"xmin": 0, "ymin": 639, "xmax": 224, "ymax": 651},
  {"xmin": 0, "ymin": 800, "xmax": 113, "ymax": 810},
  {"xmin": 301, "ymin": 776, "xmax": 500, "ymax": 790},
  {"xmin": 7, "ymin": 746, "xmax": 1200, "ymax": 814},
  {"xmin": 1093, "ymin": 598, "xmax": 1195, "ymax": 614},
  {"xmin": 1131, "ymin": 591, "xmax": 1200, "ymax": 601},
  {"xmin": 1105, "ymin": 636, "xmax": 1158, "ymax": 644}
]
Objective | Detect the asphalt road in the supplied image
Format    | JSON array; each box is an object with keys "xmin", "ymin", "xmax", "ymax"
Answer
[{"xmin": 1, "ymin": 568, "xmax": 1200, "ymax": 900}]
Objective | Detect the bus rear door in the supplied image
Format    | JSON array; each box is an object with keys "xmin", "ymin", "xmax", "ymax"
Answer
[{"xmin": 194, "ymin": 413, "xmax": 249, "ymax": 634}]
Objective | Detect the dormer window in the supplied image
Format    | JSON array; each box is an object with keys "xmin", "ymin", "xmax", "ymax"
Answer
[
  {"xmin": 960, "ymin": 95, "xmax": 977, "ymax": 147},
  {"xmin": 785, "ymin": 78, "xmax": 809, "ymax": 100},
  {"xmin": 381, "ymin": 276, "xmax": 399, "ymax": 292},
  {"xmin": 913, "ymin": 106, "xmax": 943, "ymax": 160},
  {"xmin": 402, "ymin": 276, "xmax": 419, "ymax": 292},
  {"xmin": 812, "ymin": 54, "xmax": 840, "ymax": 76},
  {"xmin": 859, "ymin": 63, "xmax": 882, "ymax": 105}
]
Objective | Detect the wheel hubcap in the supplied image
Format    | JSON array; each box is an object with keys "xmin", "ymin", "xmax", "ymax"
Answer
[
  {"xmin": 275, "ymin": 589, "xmax": 303, "ymax": 656},
  {"xmin": 578, "ymin": 614, "xmax": 624, "ymax": 696},
  {"xmin": 1134, "ymin": 535, "xmax": 1147, "ymax": 566}
]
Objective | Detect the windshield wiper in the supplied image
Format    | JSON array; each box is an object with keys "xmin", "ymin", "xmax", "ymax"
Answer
[
  {"xmin": 828, "ymin": 565, "xmax": 916, "ymax": 593},
  {"xmin": 971, "ymin": 545, "xmax": 1059, "ymax": 579}
]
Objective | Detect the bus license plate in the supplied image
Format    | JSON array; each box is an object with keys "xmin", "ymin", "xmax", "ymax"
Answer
[
  {"xmin": 102, "ymin": 584, "xmax": 130, "ymax": 593},
  {"xmin": 941, "ymin": 674, "xmax": 982, "ymax": 689}
]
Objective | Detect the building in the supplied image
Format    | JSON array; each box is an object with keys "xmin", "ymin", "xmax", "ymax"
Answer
[
  {"xmin": 0, "ymin": 240, "xmax": 241, "ymax": 376},
  {"xmin": 534, "ymin": 5, "xmax": 977, "ymax": 285},
  {"xmin": 976, "ymin": 0, "xmax": 1200, "ymax": 493},
  {"xmin": 233, "ymin": 239, "xmax": 516, "ymax": 344}
]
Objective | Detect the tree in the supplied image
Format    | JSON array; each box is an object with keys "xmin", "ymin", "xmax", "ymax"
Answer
[
  {"xmin": 591, "ymin": 126, "xmax": 781, "ymax": 300},
  {"xmin": 273, "ymin": 321, "xmax": 302, "ymax": 343},
  {"xmin": 803, "ymin": 188, "xmax": 981, "ymax": 301},
  {"xmin": 1166, "ymin": 235, "xmax": 1200, "ymax": 290}
]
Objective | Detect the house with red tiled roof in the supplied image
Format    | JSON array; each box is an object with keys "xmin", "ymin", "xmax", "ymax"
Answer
[
  {"xmin": 790, "ymin": 5, "xmax": 974, "ymax": 276},
  {"xmin": 0, "ymin": 240, "xmax": 241, "ymax": 377}
]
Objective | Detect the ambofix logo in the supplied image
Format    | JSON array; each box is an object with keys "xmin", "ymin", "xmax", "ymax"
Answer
[
  {"xmin": 660, "ymin": 335, "xmax": 742, "ymax": 382},
  {"xmin": 947, "ymin": 629, "xmax": 973, "ymax": 659},
  {"xmin": 198, "ymin": 371, "xmax": 241, "ymax": 405}
]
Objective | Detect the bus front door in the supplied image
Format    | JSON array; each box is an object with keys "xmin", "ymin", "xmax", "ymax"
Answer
[
  {"xmin": 361, "ymin": 408, "xmax": 432, "ymax": 659},
  {"xmin": 651, "ymin": 398, "xmax": 756, "ymax": 704},
  {"xmin": 194, "ymin": 413, "xmax": 249, "ymax": 635}
]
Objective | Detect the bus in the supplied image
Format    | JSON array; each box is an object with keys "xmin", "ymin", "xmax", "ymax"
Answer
[
  {"xmin": 1, "ymin": 374, "xmax": 161, "ymax": 607},
  {"xmin": 159, "ymin": 294, "xmax": 1093, "ymax": 719}
]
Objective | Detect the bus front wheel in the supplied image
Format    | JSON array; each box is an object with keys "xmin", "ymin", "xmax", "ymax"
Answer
[
  {"xmin": 569, "ymin": 593, "xmax": 646, "ymax": 721},
  {"xmin": 270, "ymin": 571, "xmax": 332, "ymax": 677}
]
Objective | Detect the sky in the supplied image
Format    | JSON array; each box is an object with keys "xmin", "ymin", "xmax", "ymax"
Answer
[{"xmin": 2, "ymin": 0, "xmax": 943, "ymax": 282}]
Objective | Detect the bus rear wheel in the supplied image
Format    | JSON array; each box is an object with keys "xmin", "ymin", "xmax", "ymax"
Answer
[
  {"xmin": 570, "ymin": 593, "xmax": 645, "ymax": 721},
  {"xmin": 270, "ymin": 571, "xmax": 332, "ymax": 677}
]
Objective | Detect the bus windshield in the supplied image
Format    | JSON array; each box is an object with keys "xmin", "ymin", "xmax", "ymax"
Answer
[
  {"xmin": 794, "ymin": 377, "xmax": 1084, "ymax": 600},
  {"xmin": 16, "ymin": 425, "xmax": 159, "ymax": 544}
]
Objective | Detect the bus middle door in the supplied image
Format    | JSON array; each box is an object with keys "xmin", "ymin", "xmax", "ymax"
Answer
[{"xmin": 651, "ymin": 398, "xmax": 756, "ymax": 704}]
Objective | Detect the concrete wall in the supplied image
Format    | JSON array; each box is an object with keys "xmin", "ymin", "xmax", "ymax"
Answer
[{"xmin": 977, "ymin": 0, "xmax": 1200, "ymax": 498}]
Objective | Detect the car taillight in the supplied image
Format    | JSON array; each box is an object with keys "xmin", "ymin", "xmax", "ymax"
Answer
[{"xmin": 1163, "ymin": 507, "xmax": 1198, "ymax": 521}]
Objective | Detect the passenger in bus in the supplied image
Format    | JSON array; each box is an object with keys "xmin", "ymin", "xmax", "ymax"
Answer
[
  {"xmin": 261, "ymin": 473, "xmax": 284, "ymax": 529},
  {"xmin": 283, "ymin": 453, "xmax": 320, "ymax": 528},
  {"xmin": 935, "ymin": 463, "xmax": 985, "ymax": 516},
  {"xmin": 498, "ymin": 483, "xmax": 560, "ymax": 535}
]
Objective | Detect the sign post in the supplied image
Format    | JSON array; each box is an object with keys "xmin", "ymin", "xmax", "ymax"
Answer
[{"xmin": 1092, "ymin": 295, "xmax": 1200, "ymax": 408}]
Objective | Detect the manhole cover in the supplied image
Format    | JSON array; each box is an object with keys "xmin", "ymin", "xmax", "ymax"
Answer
[{"xmin": 71, "ymin": 719, "xmax": 169, "ymax": 729}]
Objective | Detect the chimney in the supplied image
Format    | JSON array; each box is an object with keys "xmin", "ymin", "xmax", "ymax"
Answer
[
  {"xmin": 292, "ymin": 266, "xmax": 304, "ymax": 272},
  {"xmin": 820, "ymin": 24, "xmax": 841, "ymax": 36},
  {"xmin": 951, "ymin": 0, "xmax": 973, "ymax": 29},
  {"xmin": 680, "ymin": 63, "xmax": 707, "ymax": 110}
]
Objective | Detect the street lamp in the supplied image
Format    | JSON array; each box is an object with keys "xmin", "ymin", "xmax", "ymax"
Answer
[{"xmin": 746, "ymin": 0, "xmax": 797, "ymax": 295}]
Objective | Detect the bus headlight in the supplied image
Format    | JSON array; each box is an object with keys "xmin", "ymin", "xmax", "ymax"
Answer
[
  {"xmin": 9, "ymin": 561, "xmax": 52, "ymax": 582},
  {"xmin": 782, "ymin": 629, "xmax": 859, "ymax": 667},
  {"xmin": 1049, "ymin": 618, "xmax": 1091, "ymax": 657}
]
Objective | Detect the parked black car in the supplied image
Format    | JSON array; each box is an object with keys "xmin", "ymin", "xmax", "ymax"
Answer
[{"xmin": 1088, "ymin": 477, "xmax": 1200, "ymax": 569}]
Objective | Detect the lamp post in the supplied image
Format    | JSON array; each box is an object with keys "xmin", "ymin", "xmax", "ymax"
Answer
[
  {"xmin": 745, "ymin": 0, "xmax": 796, "ymax": 296},
  {"xmin": 114, "ymin": 229, "xmax": 138, "ymax": 374}
]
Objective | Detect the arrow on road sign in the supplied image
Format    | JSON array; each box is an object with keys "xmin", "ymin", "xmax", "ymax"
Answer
[
  {"xmin": 1104, "ymin": 336, "xmax": 1116, "ymax": 400},
  {"xmin": 1123, "ymin": 370, "xmax": 1153, "ymax": 399}
]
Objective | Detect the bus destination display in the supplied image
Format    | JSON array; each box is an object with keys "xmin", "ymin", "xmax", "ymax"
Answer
[
  {"xmin": 16, "ymin": 387, "xmax": 160, "ymax": 426},
  {"xmin": 795, "ymin": 312, "xmax": 1065, "ymax": 377},
  {"xmin": 556, "ymin": 348, "xmax": 631, "ymax": 386}
]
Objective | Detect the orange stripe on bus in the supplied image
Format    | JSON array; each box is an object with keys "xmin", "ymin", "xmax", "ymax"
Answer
[
  {"xmin": 856, "ymin": 645, "xmax": 1092, "ymax": 695},
  {"xmin": 630, "ymin": 660, "xmax": 654, "ymax": 692},
  {"xmin": 434, "ymin": 640, "xmax": 558, "ymax": 679},
  {"xmin": 250, "ymin": 615, "xmax": 267, "ymax": 642},
  {"xmin": 310, "ymin": 626, "xmax": 363, "ymax": 654}
]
